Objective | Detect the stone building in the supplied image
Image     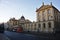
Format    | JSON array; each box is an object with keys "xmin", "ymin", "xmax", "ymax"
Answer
[
  {"xmin": 7, "ymin": 2, "xmax": 60, "ymax": 33},
  {"xmin": 36, "ymin": 2, "xmax": 60, "ymax": 32},
  {"xmin": 7, "ymin": 18, "xmax": 18, "ymax": 30}
]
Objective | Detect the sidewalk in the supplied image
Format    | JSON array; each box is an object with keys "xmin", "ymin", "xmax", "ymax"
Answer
[{"xmin": 0, "ymin": 33, "xmax": 10, "ymax": 40}]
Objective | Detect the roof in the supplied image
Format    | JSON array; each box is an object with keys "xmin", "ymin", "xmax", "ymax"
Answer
[
  {"xmin": 36, "ymin": 4, "xmax": 59, "ymax": 12},
  {"xmin": 25, "ymin": 19, "xmax": 32, "ymax": 23},
  {"xmin": 21, "ymin": 16, "xmax": 25, "ymax": 19},
  {"xmin": 9, "ymin": 18, "xmax": 18, "ymax": 21}
]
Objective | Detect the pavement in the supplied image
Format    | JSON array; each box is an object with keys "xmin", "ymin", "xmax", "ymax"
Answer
[{"xmin": 0, "ymin": 33, "xmax": 10, "ymax": 40}]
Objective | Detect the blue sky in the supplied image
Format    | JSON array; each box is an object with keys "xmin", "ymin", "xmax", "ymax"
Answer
[{"xmin": 0, "ymin": 0, "xmax": 60, "ymax": 23}]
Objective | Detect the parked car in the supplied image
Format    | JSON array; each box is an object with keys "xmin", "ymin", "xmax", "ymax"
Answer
[{"xmin": 12, "ymin": 29, "xmax": 16, "ymax": 32}]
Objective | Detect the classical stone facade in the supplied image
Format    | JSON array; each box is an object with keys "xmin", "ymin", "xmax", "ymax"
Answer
[
  {"xmin": 7, "ymin": 2, "xmax": 60, "ymax": 33},
  {"xmin": 7, "ymin": 18, "xmax": 18, "ymax": 30},
  {"xmin": 36, "ymin": 2, "xmax": 60, "ymax": 32}
]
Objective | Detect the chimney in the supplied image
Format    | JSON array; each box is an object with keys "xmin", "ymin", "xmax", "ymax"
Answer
[
  {"xmin": 51, "ymin": 2, "xmax": 52, "ymax": 6},
  {"xmin": 42, "ymin": 2, "xmax": 44, "ymax": 6}
]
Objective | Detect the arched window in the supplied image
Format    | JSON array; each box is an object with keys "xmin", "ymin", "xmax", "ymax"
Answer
[
  {"xmin": 34, "ymin": 24, "xmax": 36, "ymax": 30},
  {"xmin": 43, "ymin": 23, "xmax": 45, "ymax": 28},
  {"xmin": 48, "ymin": 22, "xmax": 51, "ymax": 28},
  {"xmin": 38, "ymin": 24, "xmax": 41, "ymax": 28}
]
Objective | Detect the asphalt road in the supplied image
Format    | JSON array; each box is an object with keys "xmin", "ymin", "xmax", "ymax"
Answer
[
  {"xmin": 4, "ymin": 31, "xmax": 41, "ymax": 40},
  {"xmin": 1, "ymin": 31, "xmax": 59, "ymax": 40}
]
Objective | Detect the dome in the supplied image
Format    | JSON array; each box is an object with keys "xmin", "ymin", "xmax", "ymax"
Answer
[{"xmin": 21, "ymin": 16, "xmax": 25, "ymax": 20}]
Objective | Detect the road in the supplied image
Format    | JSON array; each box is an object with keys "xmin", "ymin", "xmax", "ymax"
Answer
[
  {"xmin": 4, "ymin": 31, "xmax": 42, "ymax": 40},
  {"xmin": 3, "ymin": 31, "xmax": 60, "ymax": 40},
  {"xmin": 0, "ymin": 31, "xmax": 59, "ymax": 40}
]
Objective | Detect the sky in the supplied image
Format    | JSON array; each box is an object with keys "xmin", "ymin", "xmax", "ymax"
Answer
[{"xmin": 0, "ymin": 0, "xmax": 60, "ymax": 23}]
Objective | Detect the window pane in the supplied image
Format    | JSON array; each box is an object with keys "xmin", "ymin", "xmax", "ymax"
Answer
[
  {"xmin": 48, "ymin": 10, "xmax": 50, "ymax": 14},
  {"xmin": 38, "ymin": 24, "xmax": 40, "ymax": 28},
  {"xmin": 48, "ymin": 22, "xmax": 51, "ymax": 28},
  {"xmin": 43, "ymin": 23, "xmax": 45, "ymax": 28}
]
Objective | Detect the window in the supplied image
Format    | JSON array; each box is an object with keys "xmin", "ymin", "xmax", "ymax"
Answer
[
  {"xmin": 48, "ymin": 16, "xmax": 50, "ymax": 20},
  {"xmin": 39, "ymin": 13, "xmax": 40, "ymax": 16},
  {"xmin": 43, "ymin": 23, "xmax": 45, "ymax": 28},
  {"xmin": 48, "ymin": 22, "xmax": 51, "ymax": 28},
  {"xmin": 34, "ymin": 26, "xmax": 36, "ymax": 30},
  {"xmin": 48, "ymin": 16, "xmax": 53, "ymax": 20},
  {"xmin": 38, "ymin": 20, "xmax": 40, "ymax": 22},
  {"xmin": 42, "ymin": 11, "xmax": 44, "ymax": 14},
  {"xmin": 37, "ymin": 13, "xmax": 40, "ymax": 21},
  {"xmin": 48, "ymin": 10, "xmax": 50, "ymax": 14},
  {"xmin": 38, "ymin": 13, "xmax": 40, "ymax": 18},
  {"xmin": 38, "ymin": 24, "xmax": 41, "ymax": 28},
  {"xmin": 34, "ymin": 24, "xmax": 36, "ymax": 26},
  {"xmin": 42, "ymin": 11, "xmax": 45, "ymax": 21},
  {"xmin": 51, "ymin": 16, "xmax": 53, "ymax": 18},
  {"xmin": 34, "ymin": 24, "xmax": 36, "ymax": 30}
]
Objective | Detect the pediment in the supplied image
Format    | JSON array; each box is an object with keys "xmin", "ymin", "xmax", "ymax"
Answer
[{"xmin": 36, "ymin": 5, "xmax": 52, "ymax": 12}]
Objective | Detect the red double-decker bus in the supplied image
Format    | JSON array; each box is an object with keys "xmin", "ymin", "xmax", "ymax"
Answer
[{"xmin": 16, "ymin": 27, "xmax": 23, "ymax": 33}]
